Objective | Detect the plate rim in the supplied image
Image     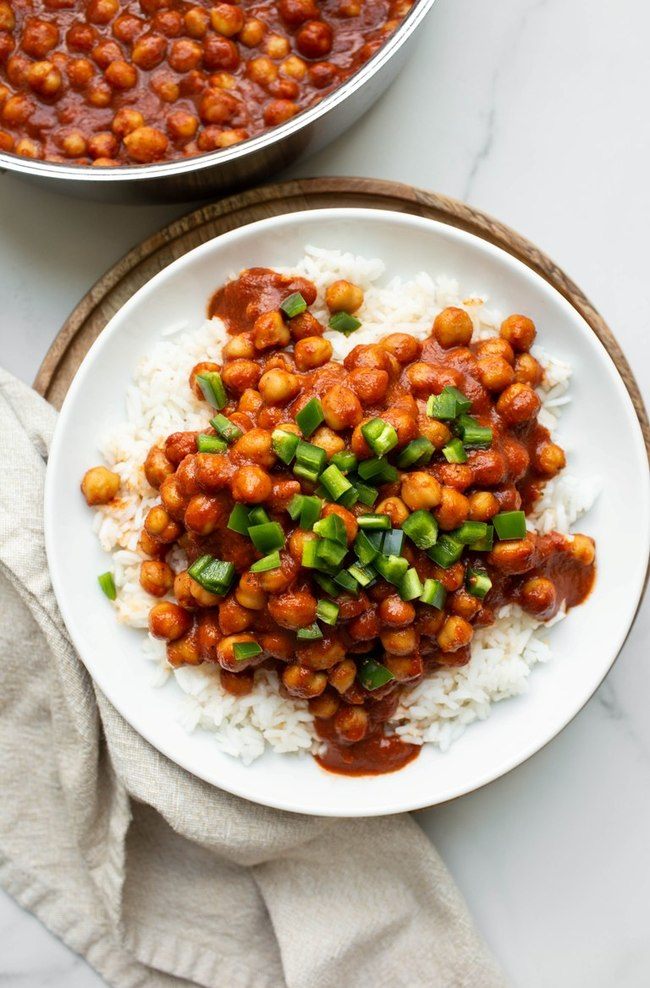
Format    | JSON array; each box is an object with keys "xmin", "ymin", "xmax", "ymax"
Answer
[{"xmin": 44, "ymin": 202, "xmax": 650, "ymax": 816}]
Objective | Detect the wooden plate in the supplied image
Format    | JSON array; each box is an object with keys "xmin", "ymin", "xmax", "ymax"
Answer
[{"xmin": 35, "ymin": 176, "xmax": 649, "ymax": 454}]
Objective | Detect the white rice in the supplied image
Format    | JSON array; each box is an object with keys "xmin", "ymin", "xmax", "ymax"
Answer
[{"xmin": 92, "ymin": 246, "xmax": 599, "ymax": 764}]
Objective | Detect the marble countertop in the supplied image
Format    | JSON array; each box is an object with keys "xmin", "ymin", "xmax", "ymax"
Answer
[{"xmin": 1, "ymin": 0, "xmax": 649, "ymax": 984}]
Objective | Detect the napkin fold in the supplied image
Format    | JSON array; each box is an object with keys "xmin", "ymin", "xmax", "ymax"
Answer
[{"xmin": 0, "ymin": 368, "xmax": 504, "ymax": 988}]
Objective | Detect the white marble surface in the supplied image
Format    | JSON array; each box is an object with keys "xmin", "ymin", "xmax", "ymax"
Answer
[{"xmin": 1, "ymin": 0, "xmax": 649, "ymax": 984}]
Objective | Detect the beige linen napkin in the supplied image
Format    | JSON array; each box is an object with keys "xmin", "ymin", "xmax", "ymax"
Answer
[{"xmin": 0, "ymin": 368, "xmax": 504, "ymax": 988}]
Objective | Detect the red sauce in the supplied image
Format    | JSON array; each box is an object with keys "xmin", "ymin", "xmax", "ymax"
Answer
[{"xmin": 315, "ymin": 721, "xmax": 420, "ymax": 775}]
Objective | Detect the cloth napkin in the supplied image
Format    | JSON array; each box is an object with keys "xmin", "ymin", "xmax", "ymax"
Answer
[{"xmin": 0, "ymin": 368, "xmax": 504, "ymax": 988}]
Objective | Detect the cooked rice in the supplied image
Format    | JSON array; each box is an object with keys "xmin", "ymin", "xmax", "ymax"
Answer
[{"xmin": 92, "ymin": 246, "xmax": 598, "ymax": 765}]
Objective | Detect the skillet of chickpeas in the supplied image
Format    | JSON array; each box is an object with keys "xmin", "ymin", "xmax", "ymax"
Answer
[
  {"xmin": 82, "ymin": 268, "xmax": 596, "ymax": 775},
  {"xmin": 0, "ymin": 0, "xmax": 413, "ymax": 165}
]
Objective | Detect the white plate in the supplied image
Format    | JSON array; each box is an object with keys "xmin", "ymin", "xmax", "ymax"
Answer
[{"xmin": 45, "ymin": 208, "xmax": 649, "ymax": 817}]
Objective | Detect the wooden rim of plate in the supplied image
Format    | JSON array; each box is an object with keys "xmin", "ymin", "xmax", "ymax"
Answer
[{"xmin": 35, "ymin": 176, "xmax": 649, "ymax": 456}]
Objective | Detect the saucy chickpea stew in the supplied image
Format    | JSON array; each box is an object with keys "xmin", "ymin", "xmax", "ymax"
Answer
[
  {"xmin": 47, "ymin": 210, "xmax": 648, "ymax": 813},
  {"xmin": 0, "ymin": 0, "xmax": 413, "ymax": 166}
]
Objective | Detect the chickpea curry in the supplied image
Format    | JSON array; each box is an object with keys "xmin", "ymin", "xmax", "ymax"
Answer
[
  {"xmin": 82, "ymin": 269, "xmax": 596, "ymax": 776},
  {"xmin": 0, "ymin": 0, "xmax": 413, "ymax": 165}
]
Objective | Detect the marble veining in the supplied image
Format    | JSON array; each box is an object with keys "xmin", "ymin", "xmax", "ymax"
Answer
[{"xmin": 1, "ymin": 0, "xmax": 649, "ymax": 985}]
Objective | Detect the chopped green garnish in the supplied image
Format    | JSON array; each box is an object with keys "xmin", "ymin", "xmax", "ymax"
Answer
[
  {"xmin": 272, "ymin": 428, "xmax": 300, "ymax": 465},
  {"xmin": 316, "ymin": 599, "xmax": 339, "ymax": 625},
  {"xmin": 313, "ymin": 513, "xmax": 347, "ymax": 545},
  {"xmin": 397, "ymin": 438, "xmax": 434, "ymax": 469},
  {"xmin": 347, "ymin": 562, "xmax": 375, "ymax": 588},
  {"xmin": 453, "ymin": 520, "xmax": 489, "ymax": 544},
  {"xmin": 319, "ymin": 463, "xmax": 352, "ymax": 502},
  {"xmin": 331, "ymin": 450, "xmax": 357, "ymax": 474},
  {"xmin": 337, "ymin": 484, "xmax": 360, "ymax": 509},
  {"xmin": 354, "ymin": 530, "xmax": 380, "ymax": 566},
  {"xmin": 354, "ymin": 480, "xmax": 378, "ymax": 506},
  {"xmin": 299, "ymin": 495, "xmax": 322, "ymax": 530},
  {"xmin": 402, "ymin": 509, "xmax": 439, "ymax": 550},
  {"xmin": 442, "ymin": 438, "xmax": 468, "ymax": 464},
  {"xmin": 287, "ymin": 494, "xmax": 305, "ymax": 521},
  {"xmin": 381, "ymin": 528, "xmax": 404, "ymax": 557},
  {"xmin": 426, "ymin": 385, "xmax": 471, "ymax": 420},
  {"xmin": 493, "ymin": 510, "xmax": 527, "ymax": 541},
  {"xmin": 210, "ymin": 413, "xmax": 242, "ymax": 444},
  {"xmin": 248, "ymin": 505, "xmax": 271, "ymax": 526},
  {"xmin": 280, "ymin": 292, "xmax": 308, "ymax": 318},
  {"xmin": 357, "ymin": 513, "xmax": 391, "ymax": 531},
  {"xmin": 296, "ymin": 397, "xmax": 325, "ymax": 437},
  {"xmin": 196, "ymin": 371, "xmax": 227, "ymax": 410},
  {"xmin": 301, "ymin": 540, "xmax": 320, "ymax": 570},
  {"xmin": 457, "ymin": 414, "xmax": 493, "ymax": 448},
  {"xmin": 316, "ymin": 538, "xmax": 348, "ymax": 569},
  {"xmin": 329, "ymin": 311, "xmax": 361, "ymax": 335},
  {"xmin": 233, "ymin": 640, "xmax": 262, "ymax": 662},
  {"xmin": 399, "ymin": 567, "xmax": 423, "ymax": 602},
  {"xmin": 466, "ymin": 566, "xmax": 492, "ymax": 599},
  {"xmin": 294, "ymin": 440, "xmax": 327, "ymax": 483},
  {"xmin": 227, "ymin": 503, "xmax": 250, "ymax": 535},
  {"xmin": 98, "ymin": 571, "xmax": 116, "ymax": 601},
  {"xmin": 314, "ymin": 572, "xmax": 340, "ymax": 596},
  {"xmin": 248, "ymin": 521, "xmax": 285, "ymax": 553},
  {"xmin": 250, "ymin": 550, "xmax": 282, "ymax": 573},
  {"xmin": 361, "ymin": 417, "xmax": 398, "ymax": 457},
  {"xmin": 472, "ymin": 524, "xmax": 494, "ymax": 552},
  {"xmin": 197, "ymin": 433, "xmax": 227, "ymax": 454},
  {"xmin": 358, "ymin": 658, "xmax": 395, "ymax": 691},
  {"xmin": 188, "ymin": 555, "xmax": 235, "ymax": 596},
  {"xmin": 357, "ymin": 456, "xmax": 398, "ymax": 483},
  {"xmin": 297, "ymin": 622, "xmax": 323, "ymax": 640},
  {"xmin": 333, "ymin": 569, "xmax": 359, "ymax": 594},
  {"xmin": 427, "ymin": 535, "xmax": 464, "ymax": 569},
  {"xmin": 373, "ymin": 554, "xmax": 409, "ymax": 585},
  {"xmin": 420, "ymin": 578, "xmax": 447, "ymax": 609}
]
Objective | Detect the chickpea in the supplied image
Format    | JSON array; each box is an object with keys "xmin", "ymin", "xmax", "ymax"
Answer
[
  {"xmin": 265, "ymin": 33, "xmax": 290, "ymax": 58},
  {"xmin": 167, "ymin": 628, "xmax": 201, "ymax": 667},
  {"xmin": 282, "ymin": 664, "xmax": 327, "ymax": 698},
  {"xmin": 321, "ymin": 385, "xmax": 363, "ymax": 431},
  {"xmin": 334, "ymin": 705, "xmax": 369, "ymax": 743},
  {"xmin": 309, "ymin": 690, "xmax": 340, "ymax": 719},
  {"xmin": 380, "ymin": 332, "xmax": 422, "ymax": 364},
  {"xmin": 194, "ymin": 452, "xmax": 233, "ymax": 493},
  {"xmin": 296, "ymin": 20, "xmax": 333, "ymax": 58},
  {"xmin": 268, "ymin": 588, "xmax": 317, "ymax": 630},
  {"xmin": 348, "ymin": 609, "xmax": 381, "ymax": 641},
  {"xmin": 257, "ymin": 553, "xmax": 299, "ymax": 593},
  {"xmin": 379, "ymin": 595, "xmax": 415, "ymax": 627},
  {"xmin": 288, "ymin": 528, "xmax": 317, "ymax": 562},
  {"xmin": 189, "ymin": 576, "xmax": 224, "ymax": 608},
  {"xmin": 185, "ymin": 7, "xmax": 210, "ymax": 37},
  {"xmin": 376, "ymin": 496, "xmax": 409, "ymax": 527},
  {"xmin": 468, "ymin": 449, "xmax": 507, "ymax": 488},
  {"xmin": 252, "ymin": 310, "xmax": 290, "ymax": 350},
  {"xmin": 91, "ymin": 39, "xmax": 122, "ymax": 69},
  {"xmin": 132, "ymin": 33, "xmax": 167, "ymax": 69},
  {"xmin": 436, "ymin": 615, "xmax": 473, "ymax": 653},
  {"xmin": 87, "ymin": 0, "xmax": 119, "ymax": 25},
  {"xmin": 144, "ymin": 505, "xmax": 182, "ymax": 543},
  {"xmin": 309, "ymin": 426, "xmax": 344, "ymax": 459},
  {"xmin": 568, "ymin": 534, "xmax": 595, "ymax": 566},
  {"xmin": 173, "ymin": 571, "xmax": 196, "ymax": 609},
  {"xmin": 380, "ymin": 626, "xmax": 419, "ymax": 656},
  {"xmin": 449, "ymin": 589, "xmax": 481, "ymax": 621},
  {"xmin": 401, "ymin": 472, "xmax": 442, "ymax": 511},
  {"xmin": 149, "ymin": 601, "xmax": 192, "ymax": 641},
  {"xmin": 475, "ymin": 337, "xmax": 515, "ymax": 365},
  {"xmin": 501, "ymin": 436, "xmax": 530, "ymax": 482},
  {"xmin": 476, "ymin": 356, "xmax": 515, "ymax": 393},
  {"xmin": 182, "ymin": 494, "xmax": 222, "ymax": 534},
  {"xmin": 344, "ymin": 343, "xmax": 391, "ymax": 374},
  {"xmin": 214, "ymin": 127, "xmax": 249, "ymax": 149},
  {"xmin": 196, "ymin": 611, "xmax": 222, "ymax": 661},
  {"xmin": 328, "ymin": 659, "xmax": 357, "ymax": 694},
  {"xmin": 168, "ymin": 38, "xmax": 203, "ymax": 72},
  {"xmin": 112, "ymin": 13, "xmax": 144, "ymax": 44},
  {"xmin": 15, "ymin": 138, "xmax": 41, "ymax": 159},
  {"xmin": 231, "ymin": 464, "xmax": 272, "ymax": 503},
  {"xmin": 297, "ymin": 636, "xmax": 346, "ymax": 670},
  {"xmin": 222, "ymin": 359, "xmax": 262, "ymax": 395},
  {"xmin": 203, "ymin": 33, "xmax": 239, "ymax": 70},
  {"xmin": 0, "ymin": 131, "xmax": 14, "ymax": 152},
  {"xmin": 216, "ymin": 597, "xmax": 253, "ymax": 635},
  {"xmin": 0, "ymin": 2, "xmax": 15, "ymax": 31},
  {"xmin": 81, "ymin": 465, "xmax": 120, "ymax": 505},
  {"xmin": 419, "ymin": 417, "xmax": 452, "ymax": 450},
  {"xmin": 278, "ymin": 0, "xmax": 320, "ymax": 26},
  {"xmin": 263, "ymin": 99, "xmax": 298, "ymax": 126},
  {"xmin": 520, "ymin": 577, "xmax": 557, "ymax": 618},
  {"xmin": 239, "ymin": 17, "xmax": 266, "ymax": 47},
  {"xmin": 496, "ymin": 383, "xmax": 541, "ymax": 425},
  {"xmin": 281, "ymin": 54, "xmax": 308, "ymax": 80},
  {"xmin": 488, "ymin": 535, "xmax": 537, "ymax": 575},
  {"xmin": 258, "ymin": 368, "xmax": 300, "ymax": 405},
  {"xmin": 208, "ymin": 2, "xmax": 245, "ymax": 37},
  {"xmin": 220, "ymin": 668, "xmax": 254, "ymax": 696},
  {"xmin": 322, "ymin": 503, "xmax": 358, "ymax": 543},
  {"xmin": 433, "ymin": 487, "xmax": 469, "ymax": 531},
  {"xmin": 67, "ymin": 57, "xmax": 95, "ymax": 89},
  {"xmin": 236, "ymin": 571, "xmax": 267, "ymax": 610},
  {"xmin": 223, "ymin": 334, "xmax": 255, "ymax": 360},
  {"xmin": 325, "ymin": 280, "xmax": 364, "ymax": 314},
  {"xmin": 87, "ymin": 131, "xmax": 118, "ymax": 159},
  {"xmin": 384, "ymin": 654, "xmax": 423, "ymax": 682},
  {"xmin": 294, "ymin": 336, "xmax": 333, "ymax": 371},
  {"xmin": 217, "ymin": 633, "xmax": 260, "ymax": 671},
  {"xmin": 348, "ymin": 367, "xmax": 389, "ymax": 406},
  {"xmin": 2, "ymin": 94, "xmax": 34, "ymax": 127},
  {"xmin": 199, "ymin": 87, "xmax": 239, "ymax": 124},
  {"xmin": 257, "ymin": 630, "xmax": 292, "ymax": 661},
  {"xmin": 112, "ymin": 107, "xmax": 145, "ymax": 137},
  {"xmin": 104, "ymin": 59, "xmax": 137, "ymax": 89},
  {"xmin": 123, "ymin": 126, "xmax": 169, "ymax": 163},
  {"xmin": 22, "ymin": 17, "xmax": 60, "ymax": 59},
  {"xmin": 138, "ymin": 530, "xmax": 164, "ymax": 559},
  {"xmin": 500, "ymin": 314, "xmax": 536, "ymax": 352},
  {"xmin": 405, "ymin": 362, "xmax": 445, "ymax": 398},
  {"xmin": 233, "ymin": 428, "xmax": 276, "ymax": 467},
  {"xmin": 60, "ymin": 130, "xmax": 88, "ymax": 157},
  {"xmin": 417, "ymin": 609, "xmax": 446, "ymax": 637},
  {"xmin": 27, "ymin": 60, "xmax": 63, "ymax": 98},
  {"xmin": 515, "ymin": 353, "xmax": 543, "ymax": 387},
  {"xmin": 165, "ymin": 432, "xmax": 198, "ymax": 465},
  {"xmin": 433, "ymin": 307, "xmax": 473, "ymax": 348},
  {"xmin": 533, "ymin": 442, "xmax": 566, "ymax": 477},
  {"xmin": 152, "ymin": 9, "xmax": 183, "ymax": 36},
  {"xmin": 140, "ymin": 559, "xmax": 174, "ymax": 597},
  {"xmin": 468, "ymin": 490, "xmax": 499, "ymax": 522},
  {"xmin": 167, "ymin": 110, "xmax": 199, "ymax": 143}
]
